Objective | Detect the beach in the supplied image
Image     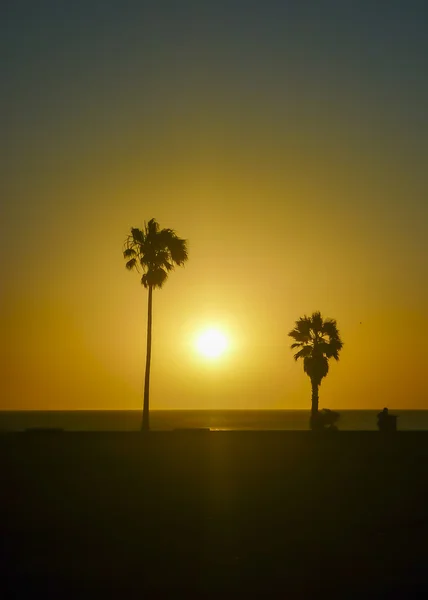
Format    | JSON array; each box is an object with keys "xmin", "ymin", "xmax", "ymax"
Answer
[{"xmin": 2, "ymin": 431, "xmax": 428, "ymax": 597}]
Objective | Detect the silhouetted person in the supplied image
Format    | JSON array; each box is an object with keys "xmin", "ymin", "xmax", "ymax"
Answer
[
  {"xmin": 377, "ymin": 407, "xmax": 397, "ymax": 432},
  {"xmin": 320, "ymin": 408, "xmax": 340, "ymax": 430},
  {"xmin": 311, "ymin": 409, "xmax": 340, "ymax": 431}
]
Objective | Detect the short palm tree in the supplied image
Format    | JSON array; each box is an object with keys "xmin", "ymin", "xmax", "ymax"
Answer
[
  {"xmin": 288, "ymin": 311, "xmax": 343, "ymax": 430},
  {"xmin": 123, "ymin": 219, "xmax": 188, "ymax": 431}
]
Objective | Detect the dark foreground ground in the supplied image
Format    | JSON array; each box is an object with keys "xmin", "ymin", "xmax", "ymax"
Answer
[{"xmin": 1, "ymin": 431, "xmax": 428, "ymax": 598}]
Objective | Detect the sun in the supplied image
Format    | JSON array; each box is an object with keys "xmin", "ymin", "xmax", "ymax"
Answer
[{"xmin": 196, "ymin": 328, "xmax": 228, "ymax": 359}]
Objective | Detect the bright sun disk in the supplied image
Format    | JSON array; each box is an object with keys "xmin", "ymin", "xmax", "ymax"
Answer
[{"xmin": 196, "ymin": 329, "xmax": 228, "ymax": 359}]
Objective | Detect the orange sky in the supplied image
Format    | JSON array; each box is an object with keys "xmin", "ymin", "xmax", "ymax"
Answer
[
  {"xmin": 2, "ymin": 148, "xmax": 427, "ymax": 410},
  {"xmin": 1, "ymin": 2, "xmax": 428, "ymax": 410}
]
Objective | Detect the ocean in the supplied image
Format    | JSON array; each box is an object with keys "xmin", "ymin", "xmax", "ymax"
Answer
[{"xmin": 1, "ymin": 410, "xmax": 428, "ymax": 431}]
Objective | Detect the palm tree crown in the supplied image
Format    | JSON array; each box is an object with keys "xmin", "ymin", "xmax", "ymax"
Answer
[
  {"xmin": 288, "ymin": 311, "xmax": 343, "ymax": 387},
  {"xmin": 123, "ymin": 218, "xmax": 188, "ymax": 287}
]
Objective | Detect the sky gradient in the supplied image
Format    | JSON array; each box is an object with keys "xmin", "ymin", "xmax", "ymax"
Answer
[{"xmin": 1, "ymin": 0, "xmax": 428, "ymax": 410}]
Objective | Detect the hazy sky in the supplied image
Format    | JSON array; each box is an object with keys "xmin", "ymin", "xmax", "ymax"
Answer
[{"xmin": 1, "ymin": 0, "xmax": 428, "ymax": 410}]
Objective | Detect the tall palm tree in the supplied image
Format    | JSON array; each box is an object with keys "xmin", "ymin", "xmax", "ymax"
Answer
[
  {"xmin": 123, "ymin": 218, "xmax": 188, "ymax": 431},
  {"xmin": 288, "ymin": 311, "xmax": 343, "ymax": 430}
]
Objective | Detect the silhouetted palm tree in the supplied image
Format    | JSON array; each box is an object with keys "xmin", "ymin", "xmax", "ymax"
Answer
[
  {"xmin": 288, "ymin": 312, "xmax": 343, "ymax": 430},
  {"xmin": 123, "ymin": 219, "xmax": 188, "ymax": 431}
]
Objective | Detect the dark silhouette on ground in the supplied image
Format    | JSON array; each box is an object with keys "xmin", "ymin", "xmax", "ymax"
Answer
[
  {"xmin": 123, "ymin": 219, "xmax": 188, "ymax": 431},
  {"xmin": 288, "ymin": 312, "xmax": 343, "ymax": 430},
  {"xmin": 312, "ymin": 408, "xmax": 341, "ymax": 431},
  {"xmin": 2, "ymin": 431, "xmax": 428, "ymax": 596},
  {"xmin": 377, "ymin": 407, "xmax": 398, "ymax": 432}
]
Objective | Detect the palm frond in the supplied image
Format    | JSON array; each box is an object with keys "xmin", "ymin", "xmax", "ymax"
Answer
[
  {"xmin": 139, "ymin": 251, "xmax": 172, "ymax": 272},
  {"xmin": 125, "ymin": 258, "xmax": 137, "ymax": 270},
  {"xmin": 155, "ymin": 249, "xmax": 175, "ymax": 270},
  {"xmin": 293, "ymin": 346, "xmax": 312, "ymax": 361},
  {"xmin": 319, "ymin": 336, "xmax": 343, "ymax": 359},
  {"xmin": 303, "ymin": 355, "xmax": 329, "ymax": 383},
  {"xmin": 142, "ymin": 267, "xmax": 168, "ymax": 289},
  {"xmin": 288, "ymin": 328, "xmax": 311, "ymax": 343},
  {"xmin": 290, "ymin": 342, "xmax": 304, "ymax": 350},
  {"xmin": 139, "ymin": 254, "xmax": 154, "ymax": 268},
  {"xmin": 295, "ymin": 316, "xmax": 312, "ymax": 336},
  {"xmin": 322, "ymin": 319, "xmax": 340, "ymax": 339},
  {"xmin": 165, "ymin": 234, "xmax": 188, "ymax": 266},
  {"xmin": 123, "ymin": 248, "xmax": 137, "ymax": 258},
  {"xmin": 310, "ymin": 311, "xmax": 323, "ymax": 334},
  {"xmin": 163, "ymin": 260, "xmax": 174, "ymax": 271},
  {"xmin": 123, "ymin": 235, "xmax": 134, "ymax": 249},
  {"xmin": 326, "ymin": 344, "xmax": 342, "ymax": 361},
  {"xmin": 131, "ymin": 228, "xmax": 145, "ymax": 245},
  {"xmin": 158, "ymin": 227, "xmax": 175, "ymax": 240},
  {"xmin": 146, "ymin": 218, "xmax": 160, "ymax": 237}
]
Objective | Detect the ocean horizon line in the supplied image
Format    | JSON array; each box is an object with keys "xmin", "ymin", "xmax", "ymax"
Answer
[
  {"xmin": 2, "ymin": 409, "xmax": 428, "ymax": 431},
  {"xmin": 1, "ymin": 408, "xmax": 426, "ymax": 412}
]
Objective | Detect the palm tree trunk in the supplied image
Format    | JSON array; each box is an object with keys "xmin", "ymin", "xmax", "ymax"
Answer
[
  {"xmin": 142, "ymin": 285, "xmax": 153, "ymax": 432},
  {"xmin": 310, "ymin": 379, "xmax": 319, "ymax": 430}
]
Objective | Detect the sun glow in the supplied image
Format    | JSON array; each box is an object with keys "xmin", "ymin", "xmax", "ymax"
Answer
[{"xmin": 196, "ymin": 328, "xmax": 229, "ymax": 359}]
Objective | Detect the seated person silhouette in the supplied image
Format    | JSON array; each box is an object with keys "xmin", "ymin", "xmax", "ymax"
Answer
[
  {"xmin": 311, "ymin": 409, "xmax": 340, "ymax": 431},
  {"xmin": 377, "ymin": 407, "xmax": 397, "ymax": 432},
  {"xmin": 320, "ymin": 408, "xmax": 340, "ymax": 430}
]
